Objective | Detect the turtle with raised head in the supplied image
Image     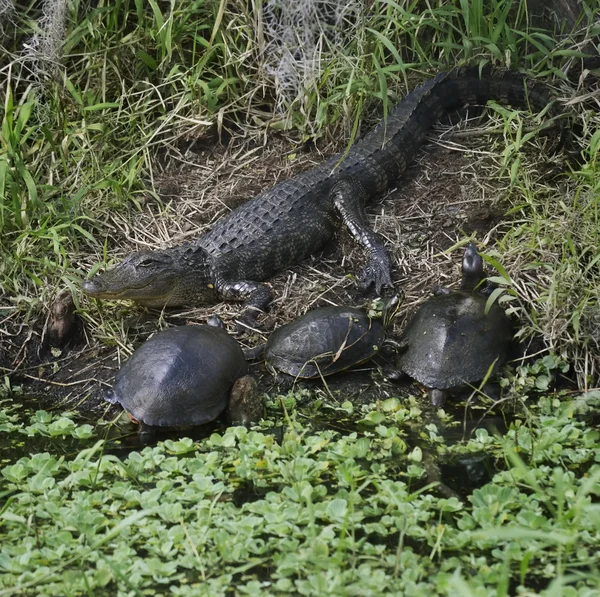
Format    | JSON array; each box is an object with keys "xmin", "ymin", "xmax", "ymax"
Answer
[
  {"xmin": 260, "ymin": 291, "xmax": 403, "ymax": 380},
  {"xmin": 395, "ymin": 243, "xmax": 513, "ymax": 406},
  {"xmin": 109, "ymin": 320, "xmax": 263, "ymax": 429}
]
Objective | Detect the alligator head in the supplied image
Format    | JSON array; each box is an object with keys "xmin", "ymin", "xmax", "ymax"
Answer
[{"xmin": 82, "ymin": 245, "xmax": 217, "ymax": 307}]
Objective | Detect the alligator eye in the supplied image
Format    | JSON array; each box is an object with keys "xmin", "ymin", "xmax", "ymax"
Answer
[{"xmin": 139, "ymin": 258, "xmax": 160, "ymax": 267}]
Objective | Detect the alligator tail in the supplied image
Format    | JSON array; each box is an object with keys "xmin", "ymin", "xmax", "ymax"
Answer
[
  {"xmin": 443, "ymin": 65, "xmax": 557, "ymax": 116},
  {"xmin": 334, "ymin": 64, "xmax": 565, "ymax": 196}
]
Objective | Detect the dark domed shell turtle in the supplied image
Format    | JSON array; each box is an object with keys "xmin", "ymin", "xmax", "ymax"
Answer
[
  {"xmin": 109, "ymin": 323, "xmax": 260, "ymax": 427},
  {"xmin": 396, "ymin": 243, "xmax": 513, "ymax": 406},
  {"xmin": 263, "ymin": 292, "xmax": 402, "ymax": 379}
]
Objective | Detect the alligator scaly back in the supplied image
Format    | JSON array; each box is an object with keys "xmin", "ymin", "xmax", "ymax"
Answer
[{"xmin": 83, "ymin": 66, "xmax": 563, "ymax": 325}]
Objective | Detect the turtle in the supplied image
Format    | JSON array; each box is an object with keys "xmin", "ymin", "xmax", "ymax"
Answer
[
  {"xmin": 394, "ymin": 243, "xmax": 513, "ymax": 406},
  {"xmin": 108, "ymin": 321, "xmax": 263, "ymax": 428},
  {"xmin": 260, "ymin": 291, "xmax": 403, "ymax": 380}
]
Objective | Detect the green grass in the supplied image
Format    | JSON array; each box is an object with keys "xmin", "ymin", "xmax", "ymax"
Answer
[
  {"xmin": 1, "ymin": 0, "xmax": 597, "ymax": 333},
  {"xmin": 467, "ymin": 103, "xmax": 600, "ymax": 385},
  {"xmin": 0, "ymin": 0, "xmax": 588, "ymax": 236}
]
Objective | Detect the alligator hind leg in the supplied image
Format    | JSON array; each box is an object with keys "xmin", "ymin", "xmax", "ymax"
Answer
[{"xmin": 332, "ymin": 178, "xmax": 393, "ymax": 294}]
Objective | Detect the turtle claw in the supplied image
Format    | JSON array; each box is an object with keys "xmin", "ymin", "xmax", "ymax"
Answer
[
  {"xmin": 274, "ymin": 372, "xmax": 295, "ymax": 391},
  {"xmin": 382, "ymin": 366, "xmax": 406, "ymax": 381},
  {"xmin": 104, "ymin": 389, "xmax": 120, "ymax": 405}
]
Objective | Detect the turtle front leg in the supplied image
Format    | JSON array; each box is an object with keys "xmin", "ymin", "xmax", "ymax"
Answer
[
  {"xmin": 331, "ymin": 178, "xmax": 393, "ymax": 294},
  {"xmin": 243, "ymin": 343, "xmax": 267, "ymax": 361}
]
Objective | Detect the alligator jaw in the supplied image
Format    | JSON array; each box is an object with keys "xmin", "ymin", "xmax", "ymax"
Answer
[
  {"xmin": 82, "ymin": 268, "xmax": 181, "ymax": 307},
  {"xmin": 82, "ymin": 246, "xmax": 216, "ymax": 307},
  {"xmin": 82, "ymin": 277, "xmax": 151, "ymax": 299}
]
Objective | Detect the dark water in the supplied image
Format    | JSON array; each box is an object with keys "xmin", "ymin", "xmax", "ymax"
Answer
[{"xmin": 1, "ymin": 367, "xmax": 518, "ymax": 502}]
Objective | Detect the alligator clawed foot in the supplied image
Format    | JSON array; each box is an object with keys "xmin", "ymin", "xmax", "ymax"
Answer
[
  {"xmin": 234, "ymin": 311, "xmax": 265, "ymax": 337},
  {"xmin": 358, "ymin": 261, "xmax": 393, "ymax": 295}
]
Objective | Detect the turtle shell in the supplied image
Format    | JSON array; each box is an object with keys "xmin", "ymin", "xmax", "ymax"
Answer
[
  {"xmin": 397, "ymin": 292, "xmax": 512, "ymax": 390},
  {"xmin": 112, "ymin": 325, "xmax": 247, "ymax": 426},
  {"xmin": 264, "ymin": 307, "xmax": 385, "ymax": 378}
]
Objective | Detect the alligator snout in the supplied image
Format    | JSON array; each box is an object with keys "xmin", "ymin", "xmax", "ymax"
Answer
[{"xmin": 82, "ymin": 278, "xmax": 102, "ymax": 296}]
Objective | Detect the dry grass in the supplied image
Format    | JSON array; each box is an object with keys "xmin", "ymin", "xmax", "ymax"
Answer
[{"xmin": 24, "ymin": 112, "xmax": 550, "ymax": 406}]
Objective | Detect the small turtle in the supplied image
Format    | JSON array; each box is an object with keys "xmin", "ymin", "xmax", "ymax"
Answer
[
  {"xmin": 260, "ymin": 291, "xmax": 403, "ymax": 380},
  {"xmin": 395, "ymin": 243, "xmax": 513, "ymax": 406},
  {"xmin": 109, "ymin": 322, "xmax": 262, "ymax": 428}
]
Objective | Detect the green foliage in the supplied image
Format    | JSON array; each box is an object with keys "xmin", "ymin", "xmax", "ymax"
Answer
[
  {"xmin": 0, "ymin": 91, "xmax": 38, "ymax": 230},
  {"xmin": 477, "ymin": 100, "xmax": 600, "ymax": 382},
  {"xmin": 500, "ymin": 353, "xmax": 570, "ymax": 395},
  {"xmin": 0, "ymin": 392, "xmax": 599, "ymax": 595},
  {"xmin": 0, "ymin": 0, "xmax": 584, "ymax": 239},
  {"xmin": 1, "ymin": 2, "xmax": 600, "ymax": 590}
]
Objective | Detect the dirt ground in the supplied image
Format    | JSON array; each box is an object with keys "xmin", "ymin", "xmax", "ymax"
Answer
[{"xmin": 0, "ymin": 116, "xmax": 533, "ymax": 416}]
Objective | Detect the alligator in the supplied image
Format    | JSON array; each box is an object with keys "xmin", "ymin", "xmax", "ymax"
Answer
[{"xmin": 83, "ymin": 65, "xmax": 561, "ymax": 325}]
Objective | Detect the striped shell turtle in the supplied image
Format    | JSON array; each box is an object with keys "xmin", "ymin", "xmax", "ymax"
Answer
[{"xmin": 263, "ymin": 292, "xmax": 403, "ymax": 379}]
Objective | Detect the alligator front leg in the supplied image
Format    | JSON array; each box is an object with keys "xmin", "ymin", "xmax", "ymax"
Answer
[
  {"xmin": 216, "ymin": 279, "xmax": 272, "ymax": 331},
  {"xmin": 331, "ymin": 178, "xmax": 393, "ymax": 294}
]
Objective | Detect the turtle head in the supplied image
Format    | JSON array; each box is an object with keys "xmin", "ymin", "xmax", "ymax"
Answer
[
  {"xmin": 207, "ymin": 314, "xmax": 225, "ymax": 329},
  {"xmin": 83, "ymin": 245, "xmax": 217, "ymax": 308},
  {"xmin": 460, "ymin": 243, "xmax": 485, "ymax": 291},
  {"xmin": 429, "ymin": 388, "xmax": 447, "ymax": 407},
  {"xmin": 228, "ymin": 375, "xmax": 264, "ymax": 426},
  {"xmin": 382, "ymin": 290, "xmax": 404, "ymax": 328}
]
